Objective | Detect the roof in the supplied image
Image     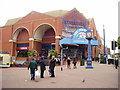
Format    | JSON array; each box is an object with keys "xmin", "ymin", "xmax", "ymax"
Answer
[
  {"xmin": 4, "ymin": 10, "xmax": 68, "ymax": 26},
  {"xmin": 43, "ymin": 10, "xmax": 68, "ymax": 17},
  {"xmin": 4, "ymin": 9, "xmax": 87, "ymax": 26},
  {"xmin": 5, "ymin": 17, "xmax": 22, "ymax": 26}
]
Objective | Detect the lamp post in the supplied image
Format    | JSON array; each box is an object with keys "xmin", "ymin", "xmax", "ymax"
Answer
[
  {"xmin": 60, "ymin": 45, "xmax": 63, "ymax": 71},
  {"xmin": 85, "ymin": 28, "xmax": 93, "ymax": 69},
  {"xmin": 103, "ymin": 25, "xmax": 106, "ymax": 64},
  {"xmin": 56, "ymin": 35, "xmax": 63, "ymax": 71}
]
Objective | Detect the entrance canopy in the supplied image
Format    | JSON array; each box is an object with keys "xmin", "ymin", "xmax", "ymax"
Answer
[
  {"xmin": 59, "ymin": 38, "xmax": 98, "ymax": 46},
  {"xmin": 60, "ymin": 28, "xmax": 98, "ymax": 46}
]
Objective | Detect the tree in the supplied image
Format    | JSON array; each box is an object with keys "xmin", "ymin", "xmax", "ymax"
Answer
[
  {"xmin": 49, "ymin": 49, "xmax": 59, "ymax": 58},
  {"xmin": 27, "ymin": 50, "xmax": 38, "ymax": 57},
  {"xmin": 100, "ymin": 54, "xmax": 104, "ymax": 63}
]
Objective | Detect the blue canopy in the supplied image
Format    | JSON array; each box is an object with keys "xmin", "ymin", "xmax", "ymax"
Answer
[{"xmin": 59, "ymin": 38, "xmax": 98, "ymax": 46}]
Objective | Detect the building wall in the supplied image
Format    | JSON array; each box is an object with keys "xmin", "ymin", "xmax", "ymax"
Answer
[
  {"xmin": 1, "ymin": 11, "xmax": 62, "ymax": 57},
  {"xmin": 33, "ymin": 41, "xmax": 41, "ymax": 54},
  {"xmin": 42, "ymin": 28, "xmax": 55, "ymax": 44},
  {"xmin": 1, "ymin": 26, "xmax": 13, "ymax": 54},
  {"xmin": 1, "ymin": 9, "xmax": 103, "ymax": 60},
  {"xmin": 0, "ymin": 27, "xmax": 2, "ymax": 51},
  {"xmin": 17, "ymin": 29, "xmax": 29, "ymax": 43}
]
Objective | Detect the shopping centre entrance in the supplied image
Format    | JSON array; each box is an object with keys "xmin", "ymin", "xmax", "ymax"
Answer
[{"xmin": 62, "ymin": 44, "xmax": 86, "ymax": 59}]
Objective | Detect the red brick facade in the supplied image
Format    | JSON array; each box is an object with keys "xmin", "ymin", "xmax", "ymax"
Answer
[{"xmin": 0, "ymin": 8, "xmax": 107, "ymax": 61}]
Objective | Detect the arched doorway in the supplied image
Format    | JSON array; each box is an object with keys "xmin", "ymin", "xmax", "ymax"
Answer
[
  {"xmin": 12, "ymin": 28, "xmax": 29, "ymax": 60},
  {"xmin": 34, "ymin": 24, "xmax": 56, "ymax": 57}
]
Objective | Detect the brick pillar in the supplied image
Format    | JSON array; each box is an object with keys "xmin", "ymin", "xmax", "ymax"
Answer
[
  {"xmin": 29, "ymin": 38, "xmax": 34, "ymax": 50},
  {"xmin": 34, "ymin": 41, "xmax": 41, "ymax": 53},
  {"xmin": 55, "ymin": 37, "xmax": 60, "ymax": 53},
  {"xmin": 12, "ymin": 42, "xmax": 16, "ymax": 56}
]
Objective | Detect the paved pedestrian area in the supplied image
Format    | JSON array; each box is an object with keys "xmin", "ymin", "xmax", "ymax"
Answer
[{"xmin": 1, "ymin": 61, "xmax": 118, "ymax": 88}]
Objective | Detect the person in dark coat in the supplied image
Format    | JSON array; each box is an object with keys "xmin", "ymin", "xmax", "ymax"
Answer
[
  {"xmin": 73, "ymin": 56, "xmax": 77, "ymax": 69},
  {"xmin": 115, "ymin": 57, "xmax": 119, "ymax": 69},
  {"xmin": 67, "ymin": 56, "xmax": 71, "ymax": 69},
  {"xmin": 49, "ymin": 56, "xmax": 56, "ymax": 77},
  {"xmin": 39, "ymin": 56, "xmax": 46, "ymax": 78},
  {"xmin": 28, "ymin": 58, "xmax": 38, "ymax": 80}
]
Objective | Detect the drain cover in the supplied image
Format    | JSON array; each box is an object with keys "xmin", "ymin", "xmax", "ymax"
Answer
[
  {"xmin": 34, "ymin": 80, "xmax": 39, "ymax": 82},
  {"xmin": 50, "ymin": 82, "xmax": 56, "ymax": 83}
]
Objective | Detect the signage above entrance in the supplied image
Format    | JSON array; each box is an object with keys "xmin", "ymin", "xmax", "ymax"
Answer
[
  {"xmin": 62, "ymin": 18, "xmax": 87, "ymax": 26},
  {"xmin": 16, "ymin": 47, "xmax": 29, "ymax": 50},
  {"xmin": 72, "ymin": 28, "xmax": 87, "ymax": 39},
  {"xmin": 59, "ymin": 28, "xmax": 98, "ymax": 46},
  {"xmin": 59, "ymin": 38, "xmax": 98, "ymax": 46}
]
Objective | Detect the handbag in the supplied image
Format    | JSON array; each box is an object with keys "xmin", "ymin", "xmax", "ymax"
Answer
[{"xmin": 35, "ymin": 70, "xmax": 40, "ymax": 77}]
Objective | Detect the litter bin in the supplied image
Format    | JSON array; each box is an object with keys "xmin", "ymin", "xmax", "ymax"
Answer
[
  {"xmin": 80, "ymin": 59, "xmax": 85, "ymax": 66},
  {"xmin": 108, "ymin": 59, "xmax": 111, "ymax": 64}
]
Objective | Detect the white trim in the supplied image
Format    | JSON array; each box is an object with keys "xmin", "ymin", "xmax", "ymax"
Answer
[
  {"xmin": 29, "ymin": 38, "xmax": 34, "ymax": 41},
  {"xmin": 55, "ymin": 36, "xmax": 61, "ymax": 39},
  {"xmin": 12, "ymin": 27, "xmax": 30, "ymax": 41}
]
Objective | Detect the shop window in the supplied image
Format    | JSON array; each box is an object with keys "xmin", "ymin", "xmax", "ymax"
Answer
[
  {"xmin": 17, "ymin": 50, "xmax": 28, "ymax": 57},
  {"xmin": 17, "ymin": 43, "xmax": 29, "ymax": 47},
  {"xmin": 41, "ymin": 44, "xmax": 55, "ymax": 57}
]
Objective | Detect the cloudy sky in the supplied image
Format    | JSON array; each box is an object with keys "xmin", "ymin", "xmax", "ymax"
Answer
[{"xmin": 0, "ymin": 0, "xmax": 119, "ymax": 54}]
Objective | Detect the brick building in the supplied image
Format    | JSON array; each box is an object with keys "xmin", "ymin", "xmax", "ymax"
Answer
[{"xmin": 0, "ymin": 8, "xmax": 106, "ymax": 63}]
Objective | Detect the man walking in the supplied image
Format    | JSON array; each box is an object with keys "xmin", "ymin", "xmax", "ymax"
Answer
[
  {"xmin": 73, "ymin": 56, "xmax": 77, "ymax": 69},
  {"xmin": 67, "ymin": 56, "xmax": 71, "ymax": 69},
  {"xmin": 39, "ymin": 56, "xmax": 46, "ymax": 78},
  {"xmin": 115, "ymin": 56, "xmax": 119, "ymax": 69},
  {"xmin": 49, "ymin": 56, "xmax": 56, "ymax": 77},
  {"xmin": 28, "ymin": 58, "xmax": 38, "ymax": 80}
]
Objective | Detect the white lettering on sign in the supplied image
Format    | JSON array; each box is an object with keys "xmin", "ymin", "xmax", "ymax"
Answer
[
  {"xmin": 21, "ymin": 47, "xmax": 28, "ymax": 50},
  {"xmin": 16, "ymin": 47, "xmax": 29, "ymax": 50}
]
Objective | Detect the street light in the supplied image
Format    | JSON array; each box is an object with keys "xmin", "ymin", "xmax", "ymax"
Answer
[
  {"xmin": 60, "ymin": 45, "xmax": 63, "ymax": 71},
  {"xmin": 56, "ymin": 35, "xmax": 63, "ymax": 71},
  {"xmin": 103, "ymin": 25, "xmax": 106, "ymax": 64},
  {"xmin": 85, "ymin": 28, "xmax": 93, "ymax": 69}
]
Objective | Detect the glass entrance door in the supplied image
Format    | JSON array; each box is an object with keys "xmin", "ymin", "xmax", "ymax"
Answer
[{"xmin": 41, "ymin": 43, "xmax": 55, "ymax": 57}]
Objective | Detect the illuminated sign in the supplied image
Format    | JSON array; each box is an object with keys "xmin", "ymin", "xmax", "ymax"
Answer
[
  {"xmin": 16, "ymin": 47, "xmax": 29, "ymax": 50},
  {"xmin": 62, "ymin": 15, "xmax": 88, "ymax": 38},
  {"xmin": 72, "ymin": 28, "xmax": 87, "ymax": 39}
]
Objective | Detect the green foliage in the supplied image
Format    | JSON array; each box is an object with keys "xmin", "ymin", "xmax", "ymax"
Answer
[
  {"xmin": 118, "ymin": 36, "xmax": 120, "ymax": 49},
  {"xmin": 114, "ymin": 53, "xmax": 120, "ymax": 56},
  {"xmin": 0, "ymin": 50, "xmax": 9, "ymax": 54},
  {"xmin": 27, "ymin": 50, "xmax": 38, "ymax": 57},
  {"xmin": 100, "ymin": 54, "xmax": 104, "ymax": 63},
  {"xmin": 49, "ymin": 49, "xmax": 58, "ymax": 57}
]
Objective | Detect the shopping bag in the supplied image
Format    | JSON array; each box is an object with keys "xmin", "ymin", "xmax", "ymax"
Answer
[
  {"xmin": 48, "ymin": 69, "xmax": 51, "ymax": 75},
  {"xmin": 35, "ymin": 70, "xmax": 40, "ymax": 77}
]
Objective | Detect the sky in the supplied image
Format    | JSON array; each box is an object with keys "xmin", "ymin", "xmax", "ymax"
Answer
[{"xmin": 0, "ymin": 0, "xmax": 119, "ymax": 54}]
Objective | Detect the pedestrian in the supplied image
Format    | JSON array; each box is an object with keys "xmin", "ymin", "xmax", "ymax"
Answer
[
  {"xmin": 48, "ymin": 67, "xmax": 52, "ymax": 76},
  {"xmin": 28, "ymin": 58, "xmax": 38, "ymax": 80},
  {"xmin": 115, "ymin": 56, "xmax": 118, "ymax": 69},
  {"xmin": 39, "ymin": 56, "xmax": 46, "ymax": 78},
  {"xmin": 73, "ymin": 56, "xmax": 77, "ymax": 69},
  {"xmin": 49, "ymin": 56, "xmax": 56, "ymax": 77},
  {"xmin": 67, "ymin": 56, "xmax": 71, "ymax": 69}
]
